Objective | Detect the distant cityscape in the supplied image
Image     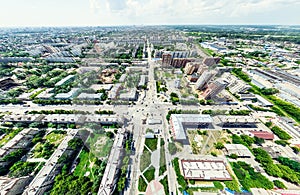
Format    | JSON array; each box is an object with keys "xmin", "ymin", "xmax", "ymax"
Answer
[{"xmin": 0, "ymin": 25, "xmax": 300, "ymax": 195}]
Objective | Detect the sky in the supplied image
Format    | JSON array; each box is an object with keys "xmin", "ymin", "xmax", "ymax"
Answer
[{"xmin": 0, "ymin": 0, "xmax": 299, "ymax": 27}]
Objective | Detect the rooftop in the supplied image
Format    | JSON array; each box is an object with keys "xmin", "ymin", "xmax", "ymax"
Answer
[{"xmin": 181, "ymin": 159, "xmax": 231, "ymax": 181}]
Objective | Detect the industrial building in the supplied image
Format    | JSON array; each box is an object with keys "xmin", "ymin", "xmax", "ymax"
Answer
[
  {"xmin": 222, "ymin": 72, "xmax": 251, "ymax": 94},
  {"xmin": 256, "ymin": 95, "xmax": 273, "ymax": 107}
]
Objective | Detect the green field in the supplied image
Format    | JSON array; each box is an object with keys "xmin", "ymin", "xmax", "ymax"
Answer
[
  {"xmin": 45, "ymin": 132, "xmax": 66, "ymax": 146},
  {"xmin": 0, "ymin": 128, "xmax": 23, "ymax": 147},
  {"xmin": 87, "ymin": 133, "xmax": 113, "ymax": 158},
  {"xmin": 73, "ymin": 148, "xmax": 100, "ymax": 180}
]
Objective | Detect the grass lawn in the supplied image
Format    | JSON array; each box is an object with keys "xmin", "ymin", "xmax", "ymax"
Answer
[
  {"xmin": 138, "ymin": 176, "xmax": 147, "ymax": 192},
  {"xmin": 159, "ymin": 143, "xmax": 166, "ymax": 176},
  {"xmin": 32, "ymin": 131, "xmax": 66, "ymax": 159},
  {"xmin": 140, "ymin": 148, "xmax": 152, "ymax": 172},
  {"xmin": 159, "ymin": 165, "xmax": 166, "ymax": 176},
  {"xmin": 144, "ymin": 166, "xmax": 155, "ymax": 182},
  {"xmin": 160, "ymin": 176, "xmax": 169, "ymax": 194},
  {"xmin": 0, "ymin": 128, "xmax": 23, "ymax": 147},
  {"xmin": 145, "ymin": 138, "xmax": 158, "ymax": 151},
  {"xmin": 74, "ymin": 149, "xmax": 90, "ymax": 177},
  {"xmin": 45, "ymin": 132, "xmax": 66, "ymax": 146},
  {"xmin": 87, "ymin": 133, "xmax": 113, "ymax": 158}
]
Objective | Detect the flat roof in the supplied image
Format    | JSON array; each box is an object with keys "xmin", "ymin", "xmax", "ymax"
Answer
[
  {"xmin": 55, "ymin": 75, "xmax": 75, "ymax": 86},
  {"xmin": 2, "ymin": 114, "xmax": 120, "ymax": 124},
  {"xmin": 77, "ymin": 93, "xmax": 103, "ymax": 99},
  {"xmin": 90, "ymin": 84, "xmax": 113, "ymax": 91},
  {"xmin": 249, "ymin": 131, "xmax": 274, "ymax": 140},
  {"xmin": 215, "ymin": 115, "xmax": 257, "ymax": 124},
  {"xmin": 181, "ymin": 159, "xmax": 231, "ymax": 181},
  {"xmin": 170, "ymin": 114, "xmax": 213, "ymax": 140},
  {"xmin": 97, "ymin": 129, "xmax": 125, "ymax": 195},
  {"xmin": 55, "ymin": 88, "xmax": 79, "ymax": 99},
  {"xmin": 224, "ymin": 144, "xmax": 252, "ymax": 157}
]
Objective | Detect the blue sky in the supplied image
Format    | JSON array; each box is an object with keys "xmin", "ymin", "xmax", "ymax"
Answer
[{"xmin": 0, "ymin": 0, "xmax": 299, "ymax": 27}]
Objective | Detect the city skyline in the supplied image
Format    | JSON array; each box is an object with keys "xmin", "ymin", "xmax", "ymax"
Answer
[{"xmin": 0, "ymin": 0, "xmax": 299, "ymax": 27}]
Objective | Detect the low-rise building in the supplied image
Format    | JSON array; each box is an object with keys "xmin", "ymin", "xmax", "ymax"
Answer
[
  {"xmin": 97, "ymin": 129, "xmax": 125, "ymax": 195},
  {"xmin": 249, "ymin": 130, "xmax": 274, "ymax": 140},
  {"xmin": 36, "ymin": 88, "xmax": 54, "ymax": 99},
  {"xmin": 77, "ymin": 93, "xmax": 103, "ymax": 100},
  {"xmin": 214, "ymin": 115, "xmax": 258, "ymax": 128},
  {"xmin": 170, "ymin": 114, "xmax": 213, "ymax": 142},
  {"xmin": 108, "ymin": 84, "xmax": 122, "ymax": 100},
  {"xmin": 180, "ymin": 159, "xmax": 231, "ymax": 181},
  {"xmin": 119, "ymin": 88, "xmax": 138, "ymax": 101},
  {"xmin": 118, "ymin": 74, "xmax": 127, "ymax": 83},
  {"xmin": 138, "ymin": 75, "xmax": 147, "ymax": 88},
  {"xmin": 55, "ymin": 88, "xmax": 79, "ymax": 99},
  {"xmin": 224, "ymin": 144, "xmax": 252, "ymax": 158},
  {"xmin": 0, "ymin": 176, "xmax": 33, "ymax": 195},
  {"xmin": 256, "ymin": 95, "xmax": 273, "ymax": 107},
  {"xmin": 55, "ymin": 75, "xmax": 75, "ymax": 87}
]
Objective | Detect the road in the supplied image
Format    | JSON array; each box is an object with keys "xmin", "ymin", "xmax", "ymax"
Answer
[{"xmin": 0, "ymin": 39, "xmax": 246, "ymax": 195}]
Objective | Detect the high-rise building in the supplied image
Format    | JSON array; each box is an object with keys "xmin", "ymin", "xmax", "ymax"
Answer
[
  {"xmin": 195, "ymin": 70, "xmax": 216, "ymax": 90},
  {"xmin": 184, "ymin": 62, "xmax": 200, "ymax": 75},
  {"xmin": 162, "ymin": 53, "xmax": 172, "ymax": 67},
  {"xmin": 197, "ymin": 64, "xmax": 208, "ymax": 75},
  {"xmin": 202, "ymin": 57, "xmax": 221, "ymax": 67},
  {"xmin": 203, "ymin": 79, "xmax": 228, "ymax": 99},
  {"xmin": 171, "ymin": 58, "xmax": 194, "ymax": 68}
]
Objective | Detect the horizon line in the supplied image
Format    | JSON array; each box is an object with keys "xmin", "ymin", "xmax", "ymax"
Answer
[{"xmin": 0, "ymin": 24, "xmax": 300, "ymax": 28}]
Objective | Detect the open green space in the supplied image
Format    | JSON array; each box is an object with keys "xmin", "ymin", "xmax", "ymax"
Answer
[
  {"xmin": 232, "ymin": 161, "xmax": 273, "ymax": 191},
  {"xmin": 159, "ymin": 139, "xmax": 166, "ymax": 176},
  {"xmin": 140, "ymin": 148, "xmax": 151, "ymax": 172},
  {"xmin": 32, "ymin": 130, "xmax": 66, "ymax": 159},
  {"xmin": 0, "ymin": 128, "xmax": 23, "ymax": 147},
  {"xmin": 224, "ymin": 178, "xmax": 241, "ymax": 192},
  {"xmin": 86, "ymin": 133, "xmax": 113, "ymax": 158},
  {"xmin": 145, "ymin": 138, "xmax": 158, "ymax": 151},
  {"xmin": 253, "ymin": 148, "xmax": 300, "ymax": 185},
  {"xmin": 160, "ymin": 176, "xmax": 169, "ymax": 195},
  {"xmin": 9, "ymin": 161, "xmax": 40, "ymax": 178},
  {"xmin": 270, "ymin": 126, "xmax": 292, "ymax": 140},
  {"xmin": 138, "ymin": 176, "xmax": 147, "ymax": 192},
  {"xmin": 144, "ymin": 166, "xmax": 155, "ymax": 182}
]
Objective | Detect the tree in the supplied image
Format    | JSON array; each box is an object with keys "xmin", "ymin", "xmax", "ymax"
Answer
[
  {"xmin": 254, "ymin": 136, "xmax": 265, "ymax": 145},
  {"xmin": 273, "ymin": 180, "xmax": 287, "ymax": 189},
  {"xmin": 168, "ymin": 142, "xmax": 177, "ymax": 155},
  {"xmin": 215, "ymin": 142, "xmax": 224, "ymax": 149},
  {"xmin": 68, "ymin": 138, "xmax": 83, "ymax": 150}
]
